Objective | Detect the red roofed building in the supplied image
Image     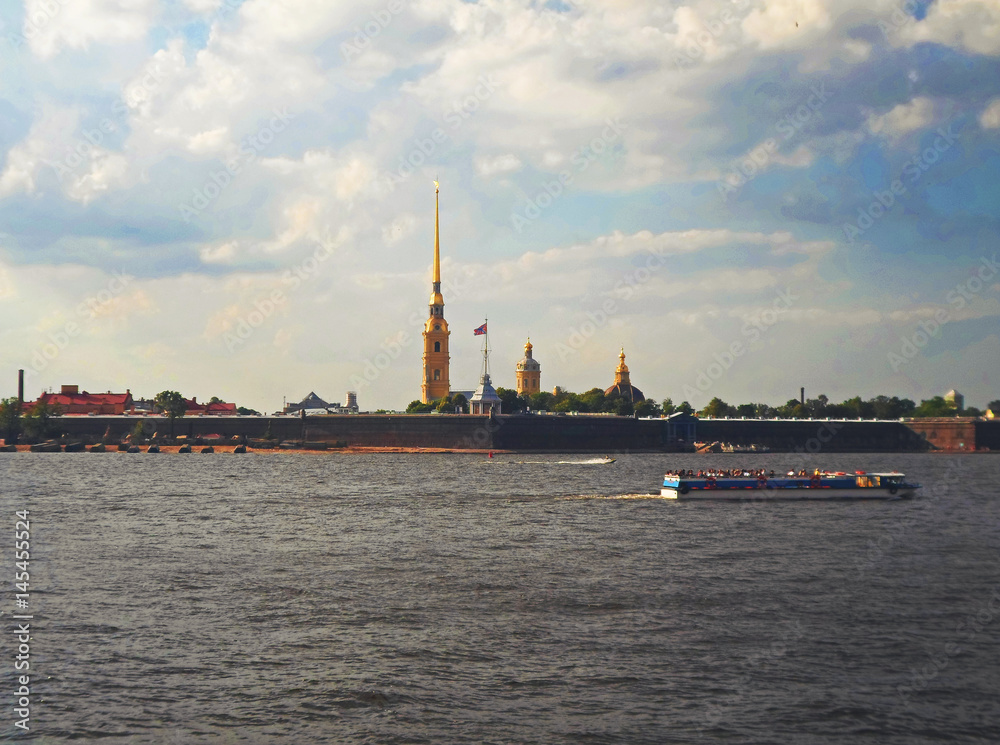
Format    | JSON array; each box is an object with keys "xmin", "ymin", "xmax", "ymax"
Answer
[
  {"xmin": 33, "ymin": 385, "xmax": 133, "ymax": 415},
  {"xmin": 184, "ymin": 397, "xmax": 237, "ymax": 416}
]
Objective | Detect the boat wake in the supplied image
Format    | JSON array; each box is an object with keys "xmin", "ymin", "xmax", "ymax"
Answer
[
  {"xmin": 497, "ymin": 457, "xmax": 617, "ymax": 465},
  {"xmin": 559, "ymin": 493, "xmax": 667, "ymax": 501}
]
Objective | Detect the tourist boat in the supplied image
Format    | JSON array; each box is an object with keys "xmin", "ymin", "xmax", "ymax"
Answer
[{"xmin": 661, "ymin": 470, "xmax": 920, "ymax": 500}]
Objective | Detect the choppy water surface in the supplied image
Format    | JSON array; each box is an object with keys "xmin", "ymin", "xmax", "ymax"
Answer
[{"xmin": 1, "ymin": 452, "xmax": 998, "ymax": 744}]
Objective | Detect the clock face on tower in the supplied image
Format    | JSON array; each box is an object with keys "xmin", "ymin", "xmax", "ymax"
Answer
[{"xmin": 434, "ymin": 324, "xmax": 441, "ymax": 330}]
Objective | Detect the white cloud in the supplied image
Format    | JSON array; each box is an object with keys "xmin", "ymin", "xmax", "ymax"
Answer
[
  {"xmin": 382, "ymin": 214, "xmax": 417, "ymax": 245},
  {"xmin": 475, "ymin": 153, "xmax": 523, "ymax": 177},
  {"xmin": 867, "ymin": 97, "xmax": 936, "ymax": 141},
  {"xmin": 200, "ymin": 241, "xmax": 240, "ymax": 264},
  {"xmin": 0, "ymin": 105, "xmax": 130, "ymax": 202},
  {"xmin": 980, "ymin": 98, "xmax": 1000, "ymax": 129},
  {"xmin": 24, "ymin": 0, "xmax": 157, "ymax": 59},
  {"xmin": 896, "ymin": 0, "xmax": 1000, "ymax": 55},
  {"xmin": 741, "ymin": 0, "xmax": 832, "ymax": 50}
]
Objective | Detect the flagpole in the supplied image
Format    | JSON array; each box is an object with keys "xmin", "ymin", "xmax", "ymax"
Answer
[{"xmin": 482, "ymin": 317, "xmax": 489, "ymax": 378}]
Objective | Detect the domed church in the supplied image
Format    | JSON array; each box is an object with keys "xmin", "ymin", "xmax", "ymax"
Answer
[
  {"xmin": 515, "ymin": 338, "xmax": 541, "ymax": 395},
  {"xmin": 604, "ymin": 349, "xmax": 644, "ymax": 403}
]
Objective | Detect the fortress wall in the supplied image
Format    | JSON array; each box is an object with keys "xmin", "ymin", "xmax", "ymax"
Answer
[
  {"xmin": 974, "ymin": 421, "xmax": 1000, "ymax": 450},
  {"xmin": 44, "ymin": 414, "xmax": 676, "ymax": 451},
  {"xmin": 38, "ymin": 414, "xmax": 968, "ymax": 452},
  {"xmin": 696, "ymin": 419, "xmax": 928, "ymax": 452},
  {"xmin": 902, "ymin": 419, "xmax": 978, "ymax": 451}
]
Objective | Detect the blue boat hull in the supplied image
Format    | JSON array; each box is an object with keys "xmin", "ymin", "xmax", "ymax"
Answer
[{"xmin": 661, "ymin": 475, "xmax": 920, "ymax": 500}]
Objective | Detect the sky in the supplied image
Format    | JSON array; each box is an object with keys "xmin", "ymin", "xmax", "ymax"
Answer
[{"xmin": 1, "ymin": 0, "xmax": 998, "ymax": 414}]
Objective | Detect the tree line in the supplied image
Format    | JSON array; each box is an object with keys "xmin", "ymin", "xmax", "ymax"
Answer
[
  {"xmin": 696, "ymin": 394, "xmax": 999, "ymax": 419},
  {"xmin": 406, "ymin": 390, "xmax": 999, "ymax": 420}
]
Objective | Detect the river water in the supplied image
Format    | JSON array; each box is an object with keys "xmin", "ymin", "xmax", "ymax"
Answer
[{"xmin": 1, "ymin": 452, "xmax": 998, "ymax": 744}]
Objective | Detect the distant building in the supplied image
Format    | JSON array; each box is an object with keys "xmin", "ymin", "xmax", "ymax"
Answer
[
  {"xmin": 945, "ymin": 389, "xmax": 964, "ymax": 410},
  {"xmin": 470, "ymin": 374, "xmax": 502, "ymax": 415},
  {"xmin": 604, "ymin": 349, "xmax": 645, "ymax": 404},
  {"xmin": 284, "ymin": 392, "xmax": 331, "ymax": 414},
  {"xmin": 345, "ymin": 392, "xmax": 358, "ymax": 412},
  {"xmin": 185, "ymin": 397, "xmax": 237, "ymax": 416},
  {"xmin": 515, "ymin": 338, "xmax": 541, "ymax": 395},
  {"xmin": 33, "ymin": 384, "xmax": 133, "ymax": 415}
]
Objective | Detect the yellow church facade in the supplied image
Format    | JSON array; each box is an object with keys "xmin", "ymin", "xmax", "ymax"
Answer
[{"xmin": 515, "ymin": 339, "xmax": 541, "ymax": 395}]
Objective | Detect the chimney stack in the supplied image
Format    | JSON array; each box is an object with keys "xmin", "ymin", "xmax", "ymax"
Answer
[
  {"xmin": 18, "ymin": 369, "xmax": 24, "ymax": 405},
  {"xmin": 800, "ymin": 387, "xmax": 805, "ymax": 405}
]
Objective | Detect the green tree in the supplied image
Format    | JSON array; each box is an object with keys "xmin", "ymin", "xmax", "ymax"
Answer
[
  {"xmin": 406, "ymin": 399, "xmax": 435, "ymax": 413},
  {"xmin": 237, "ymin": 406, "xmax": 260, "ymax": 415},
  {"xmin": 154, "ymin": 391, "xmax": 187, "ymax": 437},
  {"xmin": 700, "ymin": 397, "xmax": 734, "ymax": 418},
  {"xmin": 914, "ymin": 396, "xmax": 954, "ymax": 417},
  {"xmin": 634, "ymin": 398, "xmax": 662, "ymax": 418},
  {"xmin": 495, "ymin": 388, "xmax": 521, "ymax": 413},
  {"xmin": 22, "ymin": 399, "xmax": 61, "ymax": 441},
  {"xmin": 435, "ymin": 394, "xmax": 453, "ymax": 413},
  {"xmin": 987, "ymin": 400, "xmax": 1000, "ymax": 413},
  {"xmin": 452, "ymin": 393, "xmax": 468, "ymax": 413},
  {"xmin": 661, "ymin": 398, "xmax": 676, "ymax": 416},
  {"xmin": 805, "ymin": 394, "xmax": 829, "ymax": 417},
  {"xmin": 676, "ymin": 401, "xmax": 694, "ymax": 415},
  {"xmin": 580, "ymin": 388, "xmax": 606, "ymax": 412},
  {"xmin": 0, "ymin": 398, "xmax": 22, "ymax": 444},
  {"xmin": 870, "ymin": 395, "xmax": 916, "ymax": 419},
  {"xmin": 529, "ymin": 391, "xmax": 554, "ymax": 411}
]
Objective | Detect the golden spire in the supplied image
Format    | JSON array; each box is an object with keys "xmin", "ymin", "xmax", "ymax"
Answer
[
  {"xmin": 429, "ymin": 181, "xmax": 444, "ymax": 308},
  {"xmin": 433, "ymin": 180, "xmax": 441, "ymax": 285}
]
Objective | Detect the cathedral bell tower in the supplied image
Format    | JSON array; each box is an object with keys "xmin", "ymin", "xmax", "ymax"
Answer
[{"xmin": 421, "ymin": 182, "xmax": 451, "ymax": 403}]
